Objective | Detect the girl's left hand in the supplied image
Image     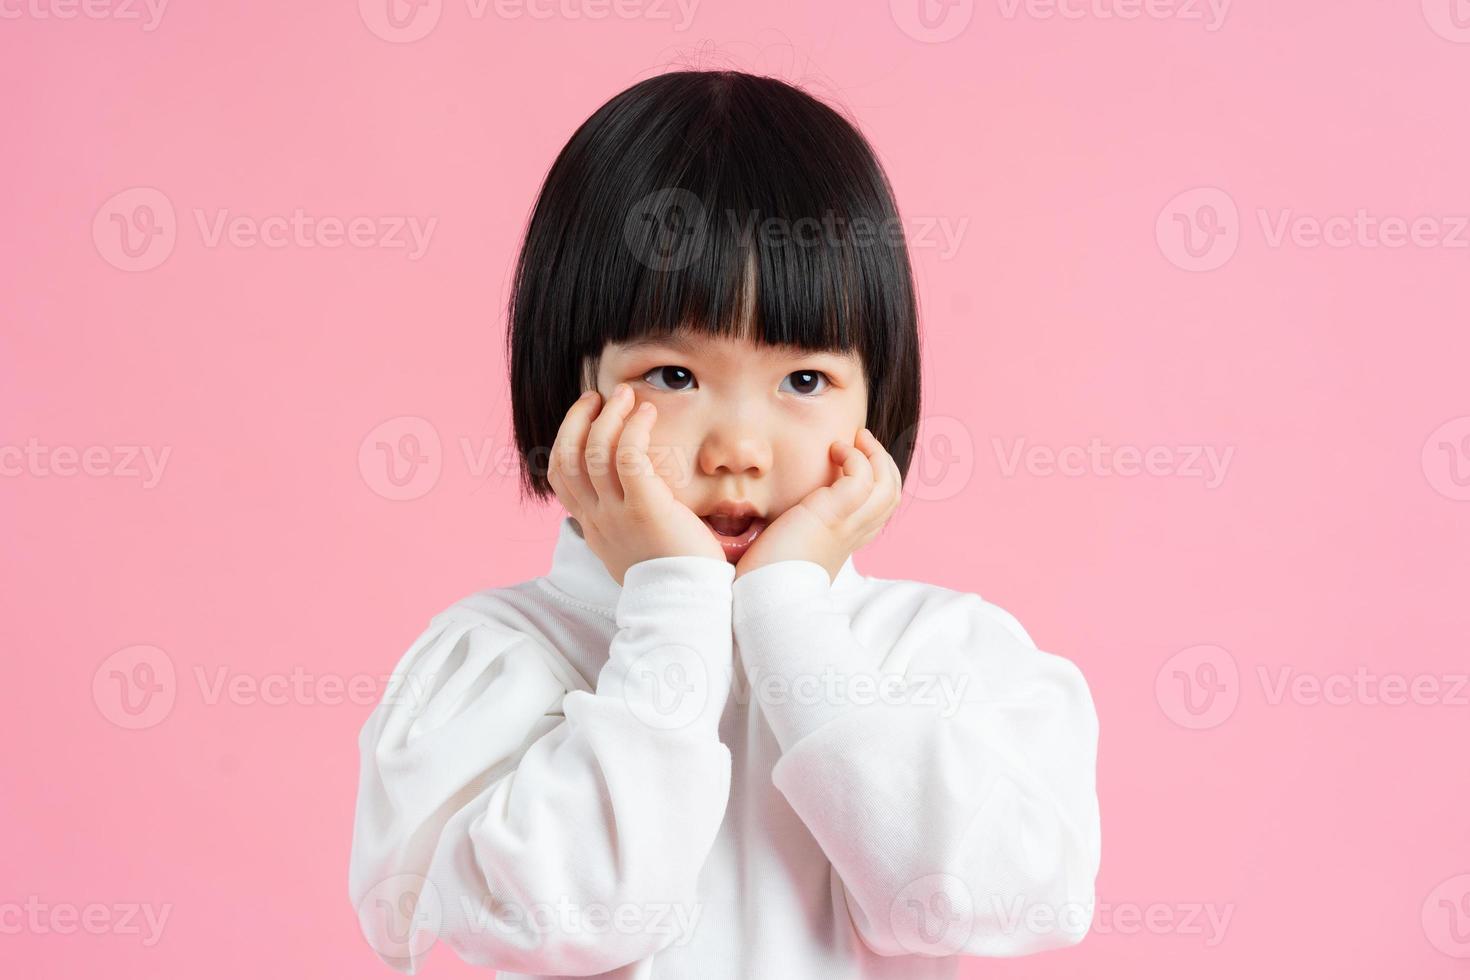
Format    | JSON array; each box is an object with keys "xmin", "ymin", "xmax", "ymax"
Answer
[{"xmin": 735, "ymin": 427, "xmax": 903, "ymax": 583}]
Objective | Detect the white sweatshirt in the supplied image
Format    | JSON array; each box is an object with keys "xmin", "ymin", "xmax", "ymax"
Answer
[{"xmin": 348, "ymin": 515, "xmax": 1100, "ymax": 979}]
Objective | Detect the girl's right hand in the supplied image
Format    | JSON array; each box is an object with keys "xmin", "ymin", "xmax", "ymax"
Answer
[{"xmin": 548, "ymin": 382, "xmax": 726, "ymax": 584}]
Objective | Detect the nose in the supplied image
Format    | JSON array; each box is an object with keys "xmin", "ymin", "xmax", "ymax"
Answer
[{"xmin": 697, "ymin": 408, "xmax": 772, "ymax": 478}]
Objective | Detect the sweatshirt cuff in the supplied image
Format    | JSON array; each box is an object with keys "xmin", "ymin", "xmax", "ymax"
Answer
[
  {"xmin": 606, "ymin": 555, "xmax": 736, "ymax": 736},
  {"xmin": 732, "ymin": 560, "xmax": 874, "ymax": 752},
  {"xmin": 622, "ymin": 554, "xmax": 737, "ymax": 601}
]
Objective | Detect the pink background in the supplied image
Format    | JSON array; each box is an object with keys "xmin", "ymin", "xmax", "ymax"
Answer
[{"xmin": 4, "ymin": 0, "xmax": 1469, "ymax": 976}]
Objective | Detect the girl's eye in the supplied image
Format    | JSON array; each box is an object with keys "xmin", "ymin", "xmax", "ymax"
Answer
[
  {"xmin": 639, "ymin": 366, "xmax": 831, "ymax": 396},
  {"xmin": 641, "ymin": 365, "xmax": 696, "ymax": 392},
  {"xmin": 780, "ymin": 370, "xmax": 831, "ymax": 397}
]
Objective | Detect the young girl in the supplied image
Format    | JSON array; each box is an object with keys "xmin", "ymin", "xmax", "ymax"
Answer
[{"xmin": 348, "ymin": 69, "xmax": 1100, "ymax": 978}]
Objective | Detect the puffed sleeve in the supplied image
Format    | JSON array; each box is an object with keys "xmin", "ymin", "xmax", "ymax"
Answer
[
  {"xmin": 732, "ymin": 561, "xmax": 1100, "ymax": 959},
  {"xmin": 349, "ymin": 556, "xmax": 738, "ymax": 975}
]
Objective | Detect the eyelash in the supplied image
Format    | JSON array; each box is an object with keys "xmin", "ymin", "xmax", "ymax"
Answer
[{"xmin": 639, "ymin": 366, "xmax": 833, "ymax": 397}]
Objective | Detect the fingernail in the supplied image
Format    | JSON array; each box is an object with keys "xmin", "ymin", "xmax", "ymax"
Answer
[{"xmin": 579, "ymin": 390, "xmax": 595, "ymax": 402}]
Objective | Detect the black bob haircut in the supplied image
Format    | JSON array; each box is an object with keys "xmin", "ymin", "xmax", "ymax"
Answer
[{"xmin": 506, "ymin": 69, "xmax": 922, "ymax": 505}]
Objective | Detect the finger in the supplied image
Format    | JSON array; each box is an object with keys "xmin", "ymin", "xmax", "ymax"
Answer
[
  {"xmin": 616, "ymin": 399, "xmax": 667, "ymax": 512},
  {"xmin": 586, "ymin": 383, "xmax": 635, "ymax": 503},
  {"xmin": 800, "ymin": 440, "xmax": 870, "ymax": 525},
  {"xmin": 829, "ymin": 439, "xmax": 875, "ymax": 516},
  {"xmin": 853, "ymin": 429, "xmax": 901, "ymax": 525},
  {"xmin": 550, "ymin": 390, "xmax": 601, "ymax": 517}
]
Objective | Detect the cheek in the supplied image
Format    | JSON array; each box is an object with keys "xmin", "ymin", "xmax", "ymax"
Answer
[
  {"xmin": 775, "ymin": 432, "xmax": 843, "ymax": 495},
  {"xmin": 642, "ymin": 412, "xmax": 699, "ymax": 488}
]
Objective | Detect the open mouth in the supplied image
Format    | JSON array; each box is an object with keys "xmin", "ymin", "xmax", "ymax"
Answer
[
  {"xmin": 703, "ymin": 513, "xmax": 759, "ymax": 537},
  {"xmin": 699, "ymin": 512, "xmax": 769, "ymax": 559}
]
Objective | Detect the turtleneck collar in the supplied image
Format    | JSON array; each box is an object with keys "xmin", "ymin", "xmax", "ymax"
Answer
[{"xmin": 542, "ymin": 513, "xmax": 863, "ymax": 613}]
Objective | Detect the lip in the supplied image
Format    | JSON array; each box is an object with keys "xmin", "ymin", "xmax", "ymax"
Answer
[{"xmin": 701, "ymin": 500, "xmax": 764, "ymax": 520}]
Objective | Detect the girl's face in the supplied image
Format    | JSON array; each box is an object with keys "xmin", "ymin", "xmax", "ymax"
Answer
[{"xmin": 590, "ymin": 326, "xmax": 869, "ymax": 526}]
